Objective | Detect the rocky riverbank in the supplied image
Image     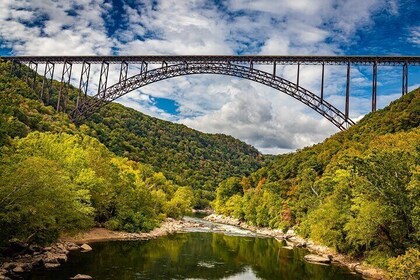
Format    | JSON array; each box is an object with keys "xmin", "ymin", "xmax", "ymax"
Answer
[
  {"xmin": 0, "ymin": 218, "xmax": 202, "ymax": 280},
  {"xmin": 204, "ymin": 214, "xmax": 387, "ymax": 280}
]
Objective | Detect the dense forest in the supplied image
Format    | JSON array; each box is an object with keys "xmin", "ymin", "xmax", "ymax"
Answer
[
  {"xmin": 213, "ymin": 88, "xmax": 420, "ymax": 278},
  {"xmin": 0, "ymin": 60, "xmax": 264, "ymax": 208},
  {"xmin": 0, "ymin": 59, "xmax": 262, "ymax": 244}
]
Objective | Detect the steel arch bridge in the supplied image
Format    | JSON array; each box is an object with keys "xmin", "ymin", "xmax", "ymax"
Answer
[{"xmin": 3, "ymin": 55, "xmax": 420, "ymax": 130}]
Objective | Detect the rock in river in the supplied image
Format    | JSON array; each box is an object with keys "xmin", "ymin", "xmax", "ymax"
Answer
[
  {"xmin": 304, "ymin": 254, "xmax": 331, "ymax": 264},
  {"xmin": 80, "ymin": 244, "xmax": 92, "ymax": 252},
  {"xmin": 69, "ymin": 274, "xmax": 93, "ymax": 279}
]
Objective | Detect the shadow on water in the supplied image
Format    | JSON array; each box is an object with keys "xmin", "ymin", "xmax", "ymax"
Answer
[{"xmin": 29, "ymin": 232, "xmax": 362, "ymax": 280}]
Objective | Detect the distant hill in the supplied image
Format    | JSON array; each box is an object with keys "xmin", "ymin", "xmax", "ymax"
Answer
[{"xmin": 0, "ymin": 59, "xmax": 264, "ymax": 207}]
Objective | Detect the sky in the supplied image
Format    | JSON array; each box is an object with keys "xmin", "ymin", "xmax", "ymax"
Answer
[{"xmin": 0, "ymin": 0, "xmax": 419, "ymax": 154}]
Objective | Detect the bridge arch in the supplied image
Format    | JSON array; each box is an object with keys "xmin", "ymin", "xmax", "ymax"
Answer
[{"xmin": 72, "ymin": 62, "xmax": 355, "ymax": 130}]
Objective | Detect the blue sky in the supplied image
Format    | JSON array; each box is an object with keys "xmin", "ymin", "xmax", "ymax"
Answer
[{"xmin": 0, "ymin": 0, "xmax": 419, "ymax": 154}]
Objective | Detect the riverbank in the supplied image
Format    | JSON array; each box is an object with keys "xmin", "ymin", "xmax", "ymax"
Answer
[
  {"xmin": 204, "ymin": 214, "xmax": 387, "ymax": 280},
  {"xmin": 0, "ymin": 218, "xmax": 202, "ymax": 280}
]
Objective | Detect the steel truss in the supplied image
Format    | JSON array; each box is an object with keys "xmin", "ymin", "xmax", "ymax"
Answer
[
  {"xmin": 41, "ymin": 61, "xmax": 55, "ymax": 102},
  {"xmin": 77, "ymin": 61, "xmax": 91, "ymax": 108},
  {"xmin": 57, "ymin": 61, "xmax": 72, "ymax": 112},
  {"xmin": 3, "ymin": 55, "xmax": 419, "ymax": 130},
  {"xmin": 72, "ymin": 62, "xmax": 355, "ymax": 130},
  {"xmin": 26, "ymin": 61, "xmax": 38, "ymax": 90},
  {"xmin": 4, "ymin": 55, "xmax": 420, "ymax": 66}
]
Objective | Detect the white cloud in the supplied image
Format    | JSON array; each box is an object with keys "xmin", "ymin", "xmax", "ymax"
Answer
[{"xmin": 408, "ymin": 26, "xmax": 420, "ymax": 45}]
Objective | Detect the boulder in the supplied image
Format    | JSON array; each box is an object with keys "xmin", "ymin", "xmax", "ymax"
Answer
[
  {"xmin": 44, "ymin": 252, "xmax": 60, "ymax": 264},
  {"xmin": 1, "ymin": 263, "xmax": 15, "ymax": 270},
  {"xmin": 28, "ymin": 244, "xmax": 42, "ymax": 254},
  {"xmin": 67, "ymin": 243, "xmax": 80, "ymax": 251},
  {"xmin": 80, "ymin": 244, "xmax": 92, "ymax": 252},
  {"xmin": 12, "ymin": 266, "xmax": 24, "ymax": 273},
  {"xmin": 304, "ymin": 254, "xmax": 331, "ymax": 264},
  {"xmin": 69, "ymin": 274, "xmax": 93, "ymax": 279},
  {"xmin": 44, "ymin": 263, "xmax": 60, "ymax": 269}
]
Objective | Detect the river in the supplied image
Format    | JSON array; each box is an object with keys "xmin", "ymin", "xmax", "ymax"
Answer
[{"xmin": 29, "ymin": 215, "xmax": 362, "ymax": 280}]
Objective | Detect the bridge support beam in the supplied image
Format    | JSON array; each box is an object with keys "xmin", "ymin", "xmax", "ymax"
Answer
[
  {"xmin": 119, "ymin": 61, "xmax": 128, "ymax": 84},
  {"xmin": 345, "ymin": 62, "xmax": 350, "ymax": 121},
  {"xmin": 26, "ymin": 61, "xmax": 38, "ymax": 91},
  {"xmin": 161, "ymin": 61, "xmax": 168, "ymax": 73},
  {"xmin": 320, "ymin": 63, "xmax": 325, "ymax": 102},
  {"xmin": 140, "ymin": 61, "xmax": 148, "ymax": 78},
  {"xmin": 296, "ymin": 62, "xmax": 300, "ymax": 89},
  {"xmin": 41, "ymin": 61, "xmax": 55, "ymax": 103},
  {"xmin": 272, "ymin": 61, "xmax": 276, "ymax": 78},
  {"xmin": 57, "ymin": 61, "xmax": 72, "ymax": 112},
  {"xmin": 372, "ymin": 61, "xmax": 377, "ymax": 112},
  {"xmin": 402, "ymin": 62, "xmax": 408, "ymax": 95},
  {"xmin": 98, "ymin": 61, "xmax": 109, "ymax": 97},
  {"xmin": 77, "ymin": 61, "xmax": 91, "ymax": 108}
]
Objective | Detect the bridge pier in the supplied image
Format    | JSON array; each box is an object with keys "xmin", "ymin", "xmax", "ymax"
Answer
[
  {"xmin": 296, "ymin": 62, "xmax": 300, "ymax": 89},
  {"xmin": 272, "ymin": 61, "xmax": 276, "ymax": 78},
  {"xmin": 402, "ymin": 62, "xmax": 408, "ymax": 95},
  {"xmin": 140, "ymin": 61, "xmax": 148, "ymax": 78},
  {"xmin": 372, "ymin": 61, "xmax": 377, "ymax": 112},
  {"xmin": 41, "ymin": 61, "xmax": 55, "ymax": 103},
  {"xmin": 119, "ymin": 61, "xmax": 128, "ymax": 84},
  {"xmin": 98, "ymin": 61, "xmax": 109, "ymax": 97},
  {"xmin": 77, "ymin": 61, "xmax": 91, "ymax": 108},
  {"xmin": 345, "ymin": 62, "xmax": 350, "ymax": 120},
  {"xmin": 57, "ymin": 61, "xmax": 72, "ymax": 112},
  {"xmin": 26, "ymin": 61, "xmax": 38, "ymax": 91},
  {"xmin": 320, "ymin": 63, "xmax": 325, "ymax": 102}
]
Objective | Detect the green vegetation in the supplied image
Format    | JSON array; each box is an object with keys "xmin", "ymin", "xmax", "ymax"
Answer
[
  {"xmin": 0, "ymin": 60, "xmax": 263, "ymax": 209},
  {"xmin": 0, "ymin": 59, "xmax": 255, "ymax": 245},
  {"xmin": 0, "ymin": 131, "xmax": 193, "ymax": 246},
  {"xmin": 85, "ymin": 102, "xmax": 263, "ymax": 208},
  {"xmin": 214, "ymin": 89, "xmax": 420, "ymax": 276},
  {"xmin": 1, "ymin": 59, "xmax": 419, "ymax": 276}
]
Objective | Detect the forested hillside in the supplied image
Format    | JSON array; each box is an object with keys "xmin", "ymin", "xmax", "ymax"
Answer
[
  {"xmin": 0, "ymin": 61, "xmax": 198, "ymax": 245},
  {"xmin": 0, "ymin": 60, "xmax": 263, "ymax": 208},
  {"xmin": 214, "ymin": 89, "xmax": 420, "ymax": 277},
  {"xmin": 85, "ymin": 102, "xmax": 263, "ymax": 203}
]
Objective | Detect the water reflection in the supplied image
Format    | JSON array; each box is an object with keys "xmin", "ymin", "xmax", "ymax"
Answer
[{"xmin": 30, "ymin": 232, "xmax": 361, "ymax": 280}]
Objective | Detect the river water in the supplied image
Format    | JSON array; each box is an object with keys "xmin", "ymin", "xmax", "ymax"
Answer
[{"xmin": 29, "ymin": 215, "xmax": 362, "ymax": 280}]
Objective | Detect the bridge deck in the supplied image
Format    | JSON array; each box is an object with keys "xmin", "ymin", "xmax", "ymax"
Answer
[{"xmin": 2, "ymin": 55, "xmax": 420, "ymax": 65}]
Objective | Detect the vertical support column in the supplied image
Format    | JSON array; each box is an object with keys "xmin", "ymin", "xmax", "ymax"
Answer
[
  {"xmin": 140, "ymin": 61, "xmax": 148, "ymax": 78},
  {"xmin": 97, "ymin": 61, "xmax": 109, "ymax": 97},
  {"xmin": 41, "ymin": 61, "xmax": 55, "ymax": 103},
  {"xmin": 272, "ymin": 61, "xmax": 276, "ymax": 78},
  {"xmin": 249, "ymin": 60, "xmax": 253, "ymax": 72},
  {"xmin": 26, "ymin": 61, "xmax": 38, "ymax": 90},
  {"xmin": 119, "ymin": 61, "xmax": 128, "ymax": 84},
  {"xmin": 57, "ymin": 61, "xmax": 73, "ymax": 112},
  {"xmin": 345, "ymin": 61, "xmax": 350, "ymax": 121},
  {"xmin": 296, "ymin": 62, "xmax": 300, "ymax": 89},
  {"xmin": 402, "ymin": 62, "xmax": 408, "ymax": 95},
  {"xmin": 372, "ymin": 61, "xmax": 377, "ymax": 112},
  {"xmin": 161, "ymin": 60, "xmax": 168, "ymax": 73},
  {"xmin": 320, "ymin": 62, "xmax": 325, "ymax": 102},
  {"xmin": 10, "ymin": 60, "xmax": 16, "ymax": 73},
  {"xmin": 77, "ymin": 61, "xmax": 91, "ymax": 108}
]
